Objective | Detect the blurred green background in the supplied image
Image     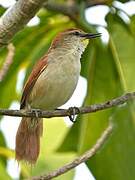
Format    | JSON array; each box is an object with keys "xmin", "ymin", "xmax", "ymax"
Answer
[{"xmin": 0, "ymin": 0, "xmax": 135, "ymax": 179}]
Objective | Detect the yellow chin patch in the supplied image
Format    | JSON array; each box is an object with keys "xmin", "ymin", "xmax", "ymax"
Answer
[{"xmin": 81, "ymin": 38, "xmax": 89, "ymax": 47}]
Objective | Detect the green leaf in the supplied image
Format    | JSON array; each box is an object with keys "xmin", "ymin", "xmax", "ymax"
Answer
[
  {"xmin": 105, "ymin": 12, "xmax": 131, "ymax": 35},
  {"xmin": 78, "ymin": 42, "xmax": 122, "ymax": 152},
  {"xmin": 0, "ymin": 160, "xmax": 11, "ymax": 180},
  {"xmin": 87, "ymin": 103, "xmax": 135, "ymax": 180},
  {"xmin": 0, "ymin": 73, "xmax": 17, "ymax": 108},
  {"xmin": 0, "ymin": 5, "xmax": 6, "ymax": 16},
  {"xmin": 57, "ymin": 116, "xmax": 82, "ymax": 152},
  {"xmin": 130, "ymin": 15, "xmax": 135, "ymax": 37},
  {"xmin": 85, "ymin": 13, "xmax": 135, "ymax": 180},
  {"xmin": 108, "ymin": 19, "xmax": 135, "ymax": 91},
  {"xmin": 0, "ymin": 131, "xmax": 7, "ymax": 165}
]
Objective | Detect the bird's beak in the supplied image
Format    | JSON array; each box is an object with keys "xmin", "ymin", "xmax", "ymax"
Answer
[{"xmin": 79, "ymin": 32, "xmax": 101, "ymax": 39}]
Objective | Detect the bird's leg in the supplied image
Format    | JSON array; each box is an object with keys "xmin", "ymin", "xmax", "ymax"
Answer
[
  {"xmin": 25, "ymin": 104, "xmax": 40, "ymax": 118},
  {"xmin": 20, "ymin": 106, "xmax": 40, "ymax": 118},
  {"xmin": 55, "ymin": 107, "xmax": 80, "ymax": 123},
  {"xmin": 68, "ymin": 107, "xmax": 80, "ymax": 123},
  {"xmin": 28, "ymin": 108, "xmax": 42, "ymax": 129}
]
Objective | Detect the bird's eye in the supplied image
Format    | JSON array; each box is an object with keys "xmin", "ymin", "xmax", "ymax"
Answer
[{"xmin": 74, "ymin": 31, "xmax": 80, "ymax": 36}]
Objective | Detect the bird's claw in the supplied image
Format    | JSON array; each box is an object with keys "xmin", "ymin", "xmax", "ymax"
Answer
[
  {"xmin": 31, "ymin": 109, "xmax": 41, "ymax": 118},
  {"xmin": 68, "ymin": 107, "xmax": 80, "ymax": 123}
]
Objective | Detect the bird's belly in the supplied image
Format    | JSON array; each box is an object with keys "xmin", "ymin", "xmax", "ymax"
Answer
[{"xmin": 29, "ymin": 59, "xmax": 80, "ymax": 110}]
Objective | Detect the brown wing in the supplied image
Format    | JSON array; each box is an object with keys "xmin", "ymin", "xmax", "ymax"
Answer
[{"xmin": 20, "ymin": 55, "xmax": 48, "ymax": 109}]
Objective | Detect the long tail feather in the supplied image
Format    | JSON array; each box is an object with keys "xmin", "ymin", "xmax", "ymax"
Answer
[{"xmin": 15, "ymin": 117, "xmax": 43, "ymax": 164}]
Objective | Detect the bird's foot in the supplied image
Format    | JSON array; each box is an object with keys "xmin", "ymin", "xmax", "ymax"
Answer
[
  {"xmin": 31, "ymin": 108, "xmax": 41, "ymax": 118},
  {"xmin": 68, "ymin": 107, "xmax": 80, "ymax": 123}
]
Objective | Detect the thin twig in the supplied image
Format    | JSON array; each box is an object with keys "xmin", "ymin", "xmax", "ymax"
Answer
[
  {"xmin": 31, "ymin": 122, "xmax": 113, "ymax": 180},
  {"xmin": 0, "ymin": 92, "xmax": 134, "ymax": 118},
  {"xmin": 0, "ymin": 43, "xmax": 15, "ymax": 82}
]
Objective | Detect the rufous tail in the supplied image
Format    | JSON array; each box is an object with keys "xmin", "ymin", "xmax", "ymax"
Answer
[{"xmin": 15, "ymin": 117, "xmax": 43, "ymax": 164}]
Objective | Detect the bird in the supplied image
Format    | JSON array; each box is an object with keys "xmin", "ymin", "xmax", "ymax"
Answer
[{"xmin": 15, "ymin": 28, "xmax": 101, "ymax": 164}]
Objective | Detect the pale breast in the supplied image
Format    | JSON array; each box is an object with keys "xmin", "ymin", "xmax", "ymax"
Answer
[{"xmin": 28, "ymin": 54, "xmax": 81, "ymax": 110}]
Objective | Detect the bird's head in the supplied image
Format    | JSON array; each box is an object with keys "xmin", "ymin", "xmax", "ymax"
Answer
[{"xmin": 50, "ymin": 28, "xmax": 101, "ymax": 53}]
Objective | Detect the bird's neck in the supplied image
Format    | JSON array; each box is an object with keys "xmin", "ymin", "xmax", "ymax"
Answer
[{"xmin": 48, "ymin": 43, "xmax": 86, "ymax": 62}]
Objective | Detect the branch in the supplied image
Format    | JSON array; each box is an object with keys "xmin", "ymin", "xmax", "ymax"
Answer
[
  {"xmin": 0, "ymin": 43, "xmax": 15, "ymax": 82},
  {"xmin": 44, "ymin": 1, "xmax": 78, "ymax": 21},
  {"xmin": 0, "ymin": 92, "xmax": 134, "ymax": 118},
  {"xmin": 0, "ymin": 0, "xmax": 46, "ymax": 47},
  {"xmin": 31, "ymin": 122, "xmax": 113, "ymax": 180}
]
